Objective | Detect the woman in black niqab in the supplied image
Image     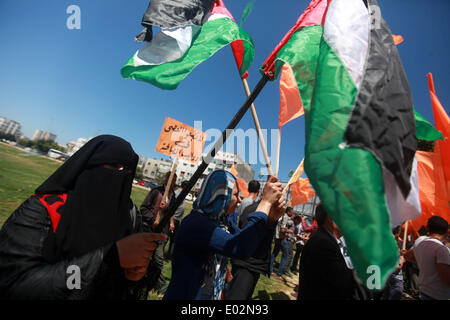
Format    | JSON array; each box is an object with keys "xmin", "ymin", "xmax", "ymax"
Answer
[
  {"xmin": 36, "ymin": 134, "xmax": 139, "ymax": 262},
  {"xmin": 0, "ymin": 134, "xmax": 168, "ymax": 300}
]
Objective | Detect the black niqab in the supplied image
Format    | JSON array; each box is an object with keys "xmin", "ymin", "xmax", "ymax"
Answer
[{"xmin": 36, "ymin": 135, "xmax": 139, "ymax": 262}]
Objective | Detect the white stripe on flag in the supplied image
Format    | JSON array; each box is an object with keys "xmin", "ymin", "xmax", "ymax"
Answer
[
  {"xmin": 134, "ymin": 25, "xmax": 200, "ymax": 67},
  {"xmin": 323, "ymin": 0, "xmax": 369, "ymax": 90},
  {"xmin": 383, "ymin": 156, "xmax": 421, "ymax": 227}
]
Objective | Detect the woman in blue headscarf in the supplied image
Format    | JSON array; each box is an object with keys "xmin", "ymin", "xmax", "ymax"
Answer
[{"xmin": 163, "ymin": 170, "xmax": 285, "ymax": 300}]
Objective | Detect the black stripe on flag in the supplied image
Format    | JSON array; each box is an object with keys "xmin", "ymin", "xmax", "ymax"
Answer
[
  {"xmin": 141, "ymin": 0, "xmax": 215, "ymax": 29},
  {"xmin": 344, "ymin": 0, "xmax": 417, "ymax": 199}
]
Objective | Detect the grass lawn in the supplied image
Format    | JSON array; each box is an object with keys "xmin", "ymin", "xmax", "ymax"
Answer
[{"xmin": 0, "ymin": 142, "xmax": 296, "ymax": 300}]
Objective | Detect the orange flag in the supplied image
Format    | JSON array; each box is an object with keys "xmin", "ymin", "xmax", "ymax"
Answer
[
  {"xmin": 410, "ymin": 74, "xmax": 450, "ymax": 232},
  {"xmin": 291, "ymin": 177, "xmax": 315, "ymax": 206},
  {"xmin": 282, "ymin": 158, "xmax": 304, "ymax": 195},
  {"xmin": 392, "ymin": 34, "xmax": 404, "ymax": 45},
  {"xmin": 410, "ymin": 149, "xmax": 450, "ymax": 232},
  {"xmin": 236, "ymin": 177, "xmax": 249, "ymax": 198},
  {"xmin": 428, "ymin": 73, "xmax": 450, "ymax": 197},
  {"xmin": 229, "ymin": 163, "xmax": 249, "ymax": 198},
  {"xmin": 279, "ymin": 63, "xmax": 304, "ymax": 128},
  {"xmin": 230, "ymin": 163, "xmax": 239, "ymax": 177}
]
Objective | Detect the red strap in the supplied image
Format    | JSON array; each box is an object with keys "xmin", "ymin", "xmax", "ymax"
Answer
[{"xmin": 38, "ymin": 194, "xmax": 68, "ymax": 232}]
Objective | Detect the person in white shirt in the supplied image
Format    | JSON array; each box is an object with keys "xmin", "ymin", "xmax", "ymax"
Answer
[
  {"xmin": 236, "ymin": 180, "xmax": 260, "ymax": 224},
  {"xmin": 402, "ymin": 216, "xmax": 450, "ymax": 300},
  {"xmin": 290, "ymin": 215, "xmax": 308, "ymax": 275}
]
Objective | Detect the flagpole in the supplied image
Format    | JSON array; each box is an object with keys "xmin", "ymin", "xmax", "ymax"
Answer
[
  {"xmin": 282, "ymin": 158, "xmax": 304, "ymax": 195},
  {"xmin": 241, "ymin": 78, "xmax": 274, "ymax": 176},
  {"xmin": 275, "ymin": 127, "xmax": 281, "ymax": 177},
  {"xmin": 155, "ymin": 74, "xmax": 271, "ymax": 233},
  {"xmin": 402, "ymin": 221, "xmax": 409, "ymax": 251}
]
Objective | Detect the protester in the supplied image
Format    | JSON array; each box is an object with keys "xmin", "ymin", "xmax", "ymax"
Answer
[
  {"xmin": 140, "ymin": 171, "xmax": 177, "ymax": 295},
  {"xmin": 268, "ymin": 213, "xmax": 285, "ymax": 275},
  {"xmin": 298, "ymin": 203, "xmax": 358, "ymax": 300},
  {"xmin": 402, "ymin": 226, "xmax": 426, "ymax": 297},
  {"xmin": 273, "ymin": 207, "xmax": 295, "ymax": 280},
  {"xmin": 402, "ymin": 216, "xmax": 450, "ymax": 300},
  {"xmin": 301, "ymin": 214, "xmax": 318, "ymax": 235},
  {"xmin": 0, "ymin": 135, "xmax": 166, "ymax": 299},
  {"xmin": 236, "ymin": 180, "xmax": 260, "ymax": 224},
  {"xmin": 227, "ymin": 200, "xmax": 276, "ymax": 300},
  {"xmin": 375, "ymin": 227, "xmax": 405, "ymax": 300},
  {"xmin": 290, "ymin": 215, "xmax": 308, "ymax": 275},
  {"xmin": 163, "ymin": 171, "xmax": 286, "ymax": 300},
  {"xmin": 167, "ymin": 180, "xmax": 189, "ymax": 259}
]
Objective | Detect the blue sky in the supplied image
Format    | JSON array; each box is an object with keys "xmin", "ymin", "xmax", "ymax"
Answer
[{"xmin": 0, "ymin": 0, "xmax": 449, "ymax": 182}]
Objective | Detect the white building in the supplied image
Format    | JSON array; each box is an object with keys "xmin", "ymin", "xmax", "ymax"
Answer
[
  {"xmin": 0, "ymin": 117, "xmax": 22, "ymax": 139},
  {"xmin": 66, "ymin": 137, "xmax": 91, "ymax": 156},
  {"xmin": 138, "ymin": 150, "xmax": 255, "ymax": 191},
  {"xmin": 142, "ymin": 158, "xmax": 173, "ymax": 182},
  {"xmin": 175, "ymin": 151, "xmax": 255, "ymax": 191},
  {"xmin": 32, "ymin": 130, "xmax": 56, "ymax": 142}
]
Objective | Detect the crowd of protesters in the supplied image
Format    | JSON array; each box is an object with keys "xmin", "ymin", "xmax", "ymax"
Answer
[{"xmin": 0, "ymin": 135, "xmax": 448, "ymax": 300}]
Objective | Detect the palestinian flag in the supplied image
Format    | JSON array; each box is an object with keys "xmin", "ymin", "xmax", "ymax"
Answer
[
  {"xmin": 263, "ymin": 0, "xmax": 422, "ymax": 286},
  {"xmin": 121, "ymin": 0, "xmax": 254, "ymax": 89},
  {"xmin": 212, "ymin": 0, "xmax": 250, "ymax": 79},
  {"xmin": 415, "ymin": 110, "xmax": 443, "ymax": 141}
]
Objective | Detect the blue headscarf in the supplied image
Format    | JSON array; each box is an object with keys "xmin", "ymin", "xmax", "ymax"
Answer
[{"xmin": 193, "ymin": 170, "xmax": 236, "ymax": 223}]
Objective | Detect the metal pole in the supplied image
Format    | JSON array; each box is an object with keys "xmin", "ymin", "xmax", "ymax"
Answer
[{"xmin": 155, "ymin": 74, "xmax": 270, "ymax": 232}]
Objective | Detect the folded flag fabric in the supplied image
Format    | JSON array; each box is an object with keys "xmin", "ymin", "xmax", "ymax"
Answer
[
  {"xmin": 262, "ymin": 0, "xmax": 420, "ymax": 287},
  {"xmin": 291, "ymin": 177, "xmax": 315, "ymax": 206},
  {"xmin": 410, "ymin": 149, "xmax": 450, "ymax": 233},
  {"xmin": 121, "ymin": 0, "xmax": 254, "ymax": 89},
  {"xmin": 213, "ymin": 0, "xmax": 250, "ymax": 79},
  {"xmin": 392, "ymin": 34, "xmax": 404, "ymax": 46},
  {"xmin": 428, "ymin": 73, "xmax": 450, "ymax": 198},
  {"xmin": 415, "ymin": 110, "xmax": 443, "ymax": 141},
  {"xmin": 229, "ymin": 163, "xmax": 249, "ymax": 198}
]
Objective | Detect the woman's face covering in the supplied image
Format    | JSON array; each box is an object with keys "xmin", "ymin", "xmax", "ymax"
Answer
[{"xmin": 227, "ymin": 184, "xmax": 241, "ymax": 215}]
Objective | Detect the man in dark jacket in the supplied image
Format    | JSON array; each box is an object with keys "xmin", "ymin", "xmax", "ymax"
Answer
[
  {"xmin": 227, "ymin": 201, "xmax": 276, "ymax": 300},
  {"xmin": 298, "ymin": 203, "xmax": 357, "ymax": 300}
]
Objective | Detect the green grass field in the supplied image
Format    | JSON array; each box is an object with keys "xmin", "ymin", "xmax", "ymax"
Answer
[{"xmin": 0, "ymin": 142, "xmax": 296, "ymax": 300}]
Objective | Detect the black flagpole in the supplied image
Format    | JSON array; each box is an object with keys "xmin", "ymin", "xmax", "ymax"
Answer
[{"xmin": 154, "ymin": 74, "xmax": 270, "ymax": 233}]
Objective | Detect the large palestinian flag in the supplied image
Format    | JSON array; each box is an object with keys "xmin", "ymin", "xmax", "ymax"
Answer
[
  {"xmin": 121, "ymin": 0, "xmax": 254, "ymax": 89},
  {"xmin": 263, "ymin": 0, "xmax": 423, "ymax": 286}
]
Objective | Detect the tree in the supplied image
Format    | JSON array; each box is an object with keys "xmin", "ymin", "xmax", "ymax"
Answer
[
  {"xmin": 34, "ymin": 140, "xmax": 66, "ymax": 154},
  {"xmin": 135, "ymin": 166, "xmax": 144, "ymax": 180},
  {"xmin": 0, "ymin": 132, "xmax": 16, "ymax": 141}
]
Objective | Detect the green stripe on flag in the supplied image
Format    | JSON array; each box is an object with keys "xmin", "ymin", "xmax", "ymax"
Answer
[
  {"xmin": 240, "ymin": 0, "xmax": 256, "ymax": 27},
  {"xmin": 121, "ymin": 18, "xmax": 254, "ymax": 90},
  {"xmin": 414, "ymin": 110, "xmax": 443, "ymax": 141},
  {"xmin": 273, "ymin": 25, "xmax": 323, "ymax": 114},
  {"xmin": 305, "ymin": 38, "xmax": 399, "ymax": 287}
]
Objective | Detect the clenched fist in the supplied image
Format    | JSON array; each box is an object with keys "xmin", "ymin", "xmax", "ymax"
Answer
[
  {"xmin": 116, "ymin": 233, "xmax": 167, "ymax": 280},
  {"xmin": 256, "ymin": 175, "xmax": 284, "ymax": 217}
]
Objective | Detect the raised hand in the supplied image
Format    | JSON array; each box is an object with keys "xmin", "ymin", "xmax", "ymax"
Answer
[{"xmin": 256, "ymin": 175, "xmax": 283, "ymax": 216}]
